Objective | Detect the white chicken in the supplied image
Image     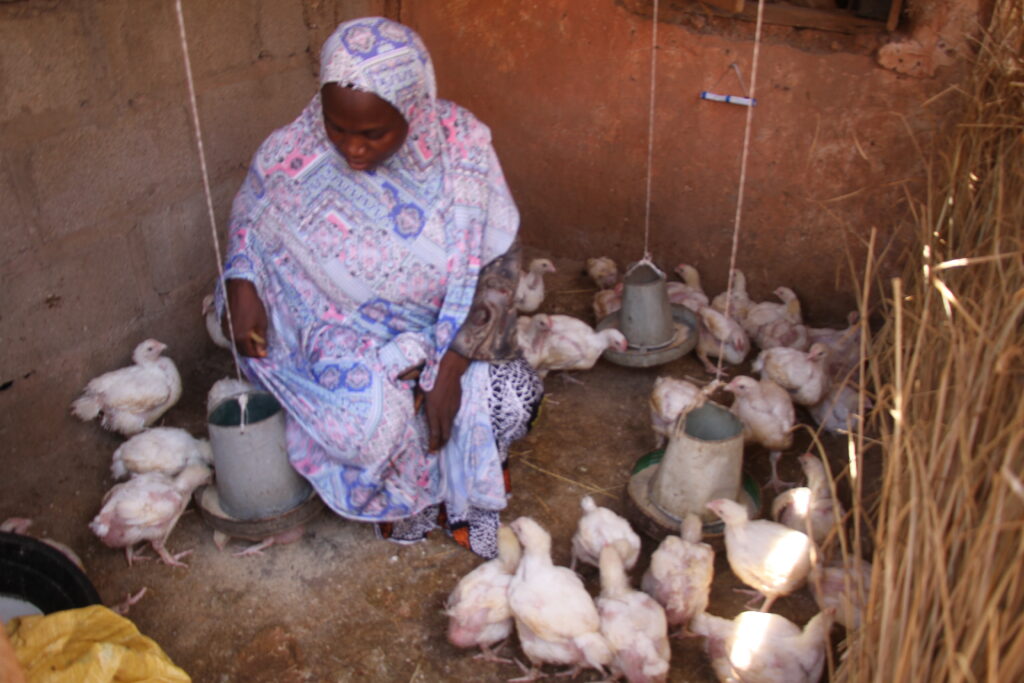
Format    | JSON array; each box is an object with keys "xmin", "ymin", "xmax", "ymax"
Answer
[
  {"xmin": 743, "ymin": 287, "xmax": 805, "ymax": 350},
  {"xmin": 706, "ymin": 498, "xmax": 812, "ymax": 612},
  {"xmin": 666, "ymin": 264, "xmax": 709, "ymax": 313},
  {"xmin": 202, "ymin": 293, "xmax": 231, "ymax": 350},
  {"xmin": 725, "ymin": 375, "xmax": 796, "ymax": 490},
  {"xmin": 507, "ymin": 516, "xmax": 612, "ymax": 678},
  {"xmin": 691, "ymin": 608, "xmax": 834, "ymax": 683},
  {"xmin": 597, "ymin": 545, "xmax": 671, "ymax": 683},
  {"xmin": 810, "ymin": 554, "xmax": 871, "ymax": 631},
  {"xmin": 586, "ymin": 257, "xmax": 619, "ymax": 290},
  {"xmin": 207, "ymin": 376, "xmax": 256, "ymax": 415},
  {"xmin": 524, "ymin": 314, "xmax": 628, "ymax": 378},
  {"xmin": 771, "ymin": 454, "xmax": 844, "ymax": 546},
  {"xmin": 710, "ymin": 269, "xmax": 753, "ymax": 321},
  {"xmin": 807, "ymin": 312, "xmax": 862, "ymax": 382},
  {"xmin": 446, "ymin": 525, "xmax": 522, "ymax": 661},
  {"xmin": 571, "ymin": 495, "xmax": 642, "ymax": 571},
  {"xmin": 649, "ymin": 376, "xmax": 703, "ymax": 448},
  {"xmin": 752, "ymin": 343, "xmax": 830, "ymax": 406},
  {"xmin": 110, "ymin": 427, "xmax": 213, "ymax": 480},
  {"xmin": 641, "ymin": 513, "xmax": 714, "ymax": 633},
  {"xmin": 593, "ymin": 281, "xmax": 624, "ymax": 321},
  {"xmin": 515, "ymin": 258, "xmax": 557, "ymax": 313},
  {"xmin": 696, "ymin": 306, "xmax": 750, "ymax": 376},
  {"xmin": 89, "ymin": 464, "xmax": 212, "ymax": 567},
  {"xmin": 809, "ymin": 381, "xmax": 870, "ymax": 434},
  {"xmin": 71, "ymin": 339, "xmax": 182, "ymax": 437}
]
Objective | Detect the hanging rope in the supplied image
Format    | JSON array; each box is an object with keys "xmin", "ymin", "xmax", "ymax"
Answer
[
  {"xmin": 174, "ymin": 0, "xmax": 244, "ymax": 382},
  {"xmin": 641, "ymin": 0, "xmax": 660, "ymax": 262},
  {"xmin": 714, "ymin": 0, "xmax": 767, "ymax": 377}
]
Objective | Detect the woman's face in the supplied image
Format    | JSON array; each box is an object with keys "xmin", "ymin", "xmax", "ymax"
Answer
[{"xmin": 321, "ymin": 82, "xmax": 409, "ymax": 171}]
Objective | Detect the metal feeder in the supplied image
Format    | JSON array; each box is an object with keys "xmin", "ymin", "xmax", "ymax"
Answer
[
  {"xmin": 202, "ymin": 391, "xmax": 313, "ymax": 522},
  {"xmin": 626, "ymin": 401, "xmax": 760, "ymax": 541},
  {"xmin": 596, "ymin": 260, "xmax": 698, "ymax": 368}
]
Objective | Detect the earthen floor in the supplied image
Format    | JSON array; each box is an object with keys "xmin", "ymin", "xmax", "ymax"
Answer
[{"xmin": 3, "ymin": 256, "xmax": 860, "ymax": 681}]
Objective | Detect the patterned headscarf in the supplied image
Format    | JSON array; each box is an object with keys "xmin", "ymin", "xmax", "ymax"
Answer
[{"xmin": 318, "ymin": 18, "xmax": 442, "ymax": 179}]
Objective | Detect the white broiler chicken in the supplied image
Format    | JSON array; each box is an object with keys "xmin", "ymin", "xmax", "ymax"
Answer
[
  {"xmin": 593, "ymin": 281, "xmax": 624, "ymax": 321},
  {"xmin": 515, "ymin": 258, "xmax": 557, "ymax": 313},
  {"xmin": 666, "ymin": 264, "xmax": 709, "ymax": 313},
  {"xmin": 807, "ymin": 311, "xmax": 862, "ymax": 382},
  {"xmin": 744, "ymin": 287, "xmax": 806, "ymax": 350},
  {"xmin": 771, "ymin": 454, "xmax": 843, "ymax": 546},
  {"xmin": 710, "ymin": 269, "xmax": 753, "ymax": 321},
  {"xmin": 586, "ymin": 257, "xmax": 619, "ymax": 290},
  {"xmin": 111, "ymin": 427, "xmax": 213, "ymax": 480},
  {"xmin": 725, "ymin": 376, "xmax": 796, "ymax": 490},
  {"xmin": 507, "ymin": 516, "xmax": 612, "ymax": 678},
  {"xmin": 597, "ymin": 545, "xmax": 671, "ymax": 683},
  {"xmin": 89, "ymin": 464, "xmax": 212, "ymax": 567},
  {"xmin": 696, "ymin": 306, "xmax": 750, "ymax": 377},
  {"xmin": 649, "ymin": 376, "xmax": 703, "ymax": 448},
  {"xmin": 71, "ymin": 339, "xmax": 182, "ymax": 437},
  {"xmin": 641, "ymin": 513, "xmax": 714, "ymax": 633},
  {"xmin": 202, "ymin": 294, "xmax": 231, "ymax": 350},
  {"xmin": 752, "ymin": 343, "xmax": 829, "ymax": 406},
  {"xmin": 571, "ymin": 495, "xmax": 642, "ymax": 571},
  {"xmin": 207, "ymin": 376, "xmax": 256, "ymax": 415},
  {"xmin": 810, "ymin": 554, "xmax": 871, "ymax": 631},
  {"xmin": 526, "ymin": 314, "xmax": 628, "ymax": 378},
  {"xmin": 446, "ymin": 525, "xmax": 522, "ymax": 661},
  {"xmin": 516, "ymin": 314, "xmax": 549, "ymax": 369},
  {"xmin": 706, "ymin": 498, "xmax": 812, "ymax": 612},
  {"xmin": 691, "ymin": 608, "xmax": 834, "ymax": 683},
  {"xmin": 809, "ymin": 381, "xmax": 870, "ymax": 434}
]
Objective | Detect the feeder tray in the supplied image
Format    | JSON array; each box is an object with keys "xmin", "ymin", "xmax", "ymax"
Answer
[
  {"xmin": 194, "ymin": 484, "xmax": 324, "ymax": 542},
  {"xmin": 596, "ymin": 304, "xmax": 699, "ymax": 368},
  {"xmin": 625, "ymin": 448, "xmax": 761, "ymax": 543}
]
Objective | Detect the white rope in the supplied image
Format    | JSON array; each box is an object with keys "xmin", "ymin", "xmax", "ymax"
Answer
[
  {"xmin": 641, "ymin": 0, "xmax": 659, "ymax": 262},
  {"xmin": 715, "ymin": 0, "xmax": 767, "ymax": 377},
  {"xmin": 174, "ymin": 0, "xmax": 243, "ymax": 381}
]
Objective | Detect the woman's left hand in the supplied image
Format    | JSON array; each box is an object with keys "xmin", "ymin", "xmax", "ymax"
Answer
[{"xmin": 423, "ymin": 349, "xmax": 471, "ymax": 452}]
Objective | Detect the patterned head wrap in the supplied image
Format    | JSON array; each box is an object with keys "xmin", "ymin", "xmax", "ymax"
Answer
[{"xmin": 318, "ymin": 18, "xmax": 439, "ymax": 159}]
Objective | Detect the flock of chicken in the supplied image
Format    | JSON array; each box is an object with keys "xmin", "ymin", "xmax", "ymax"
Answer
[
  {"xmin": 446, "ymin": 485, "xmax": 866, "ymax": 682},
  {"xmin": 495, "ymin": 255, "xmax": 872, "ymax": 680},
  {"xmin": 68, "ymin": 338, "xmax": 257, "ymax": 566},
  {"xmin": 55, "ymin": 254, "xmax": 870, "ymax": 680},
  {"xmin": 518, "ymin": 255, "xmax": 867, "ymax": 490}
]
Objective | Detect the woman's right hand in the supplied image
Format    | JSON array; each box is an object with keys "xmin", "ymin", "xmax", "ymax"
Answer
[{"xmin": 223, "ymin": 279, "xmax": 268, "ymax": 358}]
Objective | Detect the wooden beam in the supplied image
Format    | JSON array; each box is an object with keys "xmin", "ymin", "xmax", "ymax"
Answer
[{"xmin": 711, "ymin": 3, "xmax": 888, "ymax": 34}]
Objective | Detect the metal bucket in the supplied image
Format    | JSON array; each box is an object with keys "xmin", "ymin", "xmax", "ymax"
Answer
[
  {"xmin": 208, "ymin": 391, "xmax": 311, "ymax": 521},
  {"xmin": 650, "ymin": 401, "xmax": 744, "ymax": 524},
  {"xmin": 620, "ymin": 262, "xmax": 675, "ymax": 349}
]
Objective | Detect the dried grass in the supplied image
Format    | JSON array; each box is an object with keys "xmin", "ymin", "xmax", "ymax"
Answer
[{"xmin": 837, "ymin": 1, "xmax": 1024, "ymax": 680}]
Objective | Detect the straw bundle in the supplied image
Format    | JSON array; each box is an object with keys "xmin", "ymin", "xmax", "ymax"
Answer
[{"xmin": 838, "ymin": 0, "xmax": 1024, "ymax": 680}]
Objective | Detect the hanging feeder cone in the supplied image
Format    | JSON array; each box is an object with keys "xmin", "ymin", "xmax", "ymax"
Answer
[
  {"xmin": 597, "ymin": 260, "xmax": 698, "ymax": 368},
  {"xmin": 627, "ymin": 401, "xmax": 760, "ymax": 540},
  {"xmin": 196, "ymin": 391, "xmax": 323, "ymax": 541}
]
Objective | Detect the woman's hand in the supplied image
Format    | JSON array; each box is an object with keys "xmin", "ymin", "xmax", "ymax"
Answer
[
  {"xmin": 223, "ymin": 279, "xmax": 268, "ymax": 358},
  {"xmin": 423, "ymin": 349, "xmax": 471, "ymax": 452}
]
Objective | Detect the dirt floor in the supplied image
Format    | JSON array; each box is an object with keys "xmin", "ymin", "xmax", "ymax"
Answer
[{"xmin": 1, "ymin": 254, "xmax": 864, "ymax": 681}]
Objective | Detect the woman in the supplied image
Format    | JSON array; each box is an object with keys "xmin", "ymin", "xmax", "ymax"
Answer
[{"xmin": 217, "ymin": 17, "xmax": 542, "ymax": 558}]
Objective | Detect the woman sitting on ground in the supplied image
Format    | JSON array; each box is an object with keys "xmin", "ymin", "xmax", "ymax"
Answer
[{"xmin": 218, "ymin": 17, "xmax": 542, "ymax": 559}]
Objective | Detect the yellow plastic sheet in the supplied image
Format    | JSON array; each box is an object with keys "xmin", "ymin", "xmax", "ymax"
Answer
[{"xmin": 3, "ymin": 605, "xmax": 190, "ymax": 682}]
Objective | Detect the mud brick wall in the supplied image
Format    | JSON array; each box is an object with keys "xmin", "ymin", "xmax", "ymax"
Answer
[{"xmin": 0, "ymin": 0, "xmax": 394, "ymax": 457}]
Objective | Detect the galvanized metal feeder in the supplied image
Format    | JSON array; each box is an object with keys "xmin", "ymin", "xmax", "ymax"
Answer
[
  {"xmin": 627, "ymin": 401, "xmax": 760, "ymax": 540},
  {"xmin": 596, "ymin": 260, "xmax": 698, "ymax": 368},
  {"xmin": 195, "ymin": 390, "xmax": 322, "ymax": 540}
]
